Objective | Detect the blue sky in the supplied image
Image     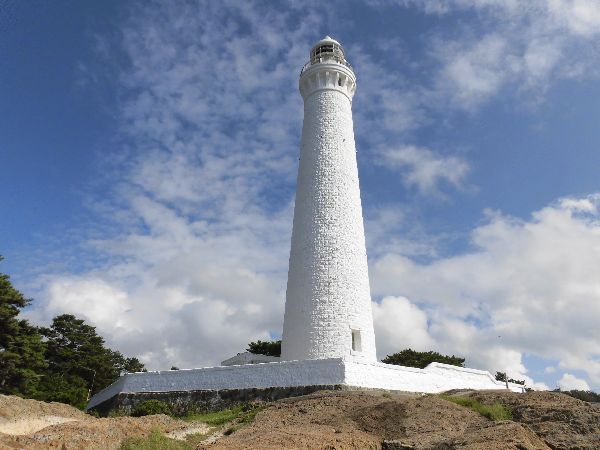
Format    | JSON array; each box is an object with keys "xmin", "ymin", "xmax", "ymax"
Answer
[{"xmin": 2, "ymin": 0, "xmax": 600, "ymax": 391}]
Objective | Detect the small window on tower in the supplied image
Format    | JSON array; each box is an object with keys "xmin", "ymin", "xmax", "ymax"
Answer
[{"xmin": 351, "ymin": 329, "xmax": 362, "ymax": 352}]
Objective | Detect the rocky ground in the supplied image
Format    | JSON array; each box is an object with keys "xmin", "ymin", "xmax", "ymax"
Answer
[
  {"xmin": 200, "ymin": 390, "xmax": 600, "ymax": 450},
  {"xmin": 1, "ymin": 389, "xmax": 599, "ymax": 449},
  {"xmin": 0, "ymin": 395, "xmax": 196, "ymax": 450}
]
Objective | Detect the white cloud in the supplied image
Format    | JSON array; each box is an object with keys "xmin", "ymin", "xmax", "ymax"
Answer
[
  {"xmin": 350, "ymin": 43, "xmax": 427, "ymax": 136},
  {"xmin": 27, "ymin": 1, "xmax": 326, "ymax": 370},
  {"xmin": 372, "ymin": 296, "xmax": 435, "ymax": 358},
  {"xmin": 438, "ymin": 34, "xmax": 514, "ymax": 108},
  {"xmin": 378, "ymin": 145, "xmax": 469, "ymax": 195},
  {"xmin": 393, "ymin": 0, "xmax": 600, "ymax": 109},
  {"xmin": 558, "ymin": 373, "xmax": 590, "ymax": 391},
  {"xmin": 548, "ymin": 0, "xmax": 600, "ymax": 37},
  {"xmin": 364, "ymin": 205, "xmax": 442, "ymax": 259},
  {"xmin": 370, "ymin": 194, "xmax": 600, "ymax": 389},
  {"xmin": 20, "ymin": 0, "xmax": 599, "ymax": 393},
  {"xmin": 371, "ymin": 295, "xmax": 551, "ymax": 390}
]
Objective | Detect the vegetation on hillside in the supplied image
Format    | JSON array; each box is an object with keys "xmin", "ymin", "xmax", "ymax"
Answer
[
  {"xmin": 439, "ymin": 394, "xmax": 513, "ymax": 421},
  {"xmin": 120, "ymin": 429, "xmax": 192, "ymax": 450},
  {"xmin": 0, "ymin": 256, "xmax": 145, "ymax": 408},
  {"xmin": 557, "ymin": 389, "xmax": 600, "ymax": 403},
  {"xmin": 132, "ymin": 400, "xmax": 173, "ymax": 417},
  {"xmin": 382, "ymin": 348, "xmax": 465, "ymax": 369}
]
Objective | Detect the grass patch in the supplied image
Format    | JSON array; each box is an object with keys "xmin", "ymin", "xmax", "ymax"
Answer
[
  {"xmin": 182, "ymin": 403, "xmax": 267, "ymax": 439},
  {"xmin": 185, "ymin": 403, "xmax": 266, "ymax": 427},
  {"xmin": 119, "ymin": 429, "xmax": 192, "ymax": 450},
  {"xmin": 440, "ymin": 395, "xmax": 513, "ymax": 421},
  {"xmin": 184, "ymin": 431, "xmax": 212, "ymax": 446},
  {"xmin": 131, "ymin": 400, "xmax": 172, "ymax": 417},
  {"xmin": 239, "ymin": 405, "xmax": 265, "ymax": 424},
  {"xmin": 185, "ymin": 405, "xmax": 245, "ymax": 426}
]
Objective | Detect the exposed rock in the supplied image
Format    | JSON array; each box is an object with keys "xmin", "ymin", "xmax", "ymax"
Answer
[{"xmin": 1, "ymin": 389, "xmax": 599, "ymax": 449}]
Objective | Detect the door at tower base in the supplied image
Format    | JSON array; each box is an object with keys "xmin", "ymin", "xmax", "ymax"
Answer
[{"xmin": 281, "ymin": 36, "xmax": 377, "ymax": 362}]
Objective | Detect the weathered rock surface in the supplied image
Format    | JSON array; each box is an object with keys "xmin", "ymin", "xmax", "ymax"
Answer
[
  {"xmin": 0, "ymin": 395, "xmax": 190, "ymax": 449},
  {"xmin": 1, "ymin": 389, "xmax": 599, "ymax": 449},
  {"xmin": 200, "ymin": 390, "xmax": 599, "ymax": 450}
]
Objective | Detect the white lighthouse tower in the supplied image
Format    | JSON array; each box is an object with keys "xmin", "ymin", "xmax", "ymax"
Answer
[
  {"xmin": 86, "ymin": 38, "xmax": 526, "ymax": 414},
  {"xmin": 281, "ymin": 37, "xmax": 377, "ymax": 362}
]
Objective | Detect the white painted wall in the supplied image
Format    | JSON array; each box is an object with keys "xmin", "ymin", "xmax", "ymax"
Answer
[
  {"xmin": 281, "ymin": 38, "xmax": 377, "ymax": 362},
  {"xmin": 87, "ymin": 358, "xmax": 345, "ymax": 409},
  {"xmin": 87, "ymin": 358, "xmax": 524, "ymax": 410},
  {"xmin": 345, "ymin": 361, "xmax": 524, "ymax": 393},
  {"xmin": 221, "ymin": 352, "xmax": 280, "ymax": 366}
]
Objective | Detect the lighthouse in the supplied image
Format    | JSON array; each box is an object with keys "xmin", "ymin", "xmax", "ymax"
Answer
[
  {"xmin": 281, "ymin": 37, "xmax": 377, "ymax": 362},
  {"xmin": 86, "ymin": 38, "xmax": 526, "ymax": 415}
]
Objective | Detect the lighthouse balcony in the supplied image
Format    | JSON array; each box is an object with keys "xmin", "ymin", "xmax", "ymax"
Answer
[{"xmin": 300, "ymin": 54, "xmax": 353, "ymax": 76}]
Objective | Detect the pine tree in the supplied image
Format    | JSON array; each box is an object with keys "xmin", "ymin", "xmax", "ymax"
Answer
[
  {"xmin": 38, "ymin": 314, "xmax": 145, "ymax": 408},
  {"xmin": 1, "ymin": 256, "xmax": 146, "ymax": 407},
  {"xmin": 0, "ymin": 256, "xmax": 47, "ymax": 395},
  {"xmin": 247, "ymin": 340, "xmax": 281, "ymax": 357},
  {"xmin": 382, "ymin": 348, "xmax": 465, "ymax": 369}
]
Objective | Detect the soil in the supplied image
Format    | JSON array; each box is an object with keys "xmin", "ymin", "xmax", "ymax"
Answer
[
  {"xmin": 0, "ymin": 395, "xmax": 194, "ymax": 450},
  {"xmin": 198, "ymin": 390, "xmax": 600, "ymax": 450},
  {"xmin": 1, "ymin": 389, "xmax": 599, "ymax": 450}
]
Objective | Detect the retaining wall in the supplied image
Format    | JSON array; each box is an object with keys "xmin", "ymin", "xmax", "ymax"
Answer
[{"xmin": 87, "ymin": 358, "xmax": 524, "ymax": 414}]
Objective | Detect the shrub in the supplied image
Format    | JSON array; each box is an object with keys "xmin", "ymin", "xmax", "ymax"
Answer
[
  {"xmin": 440, "ymin": 395, "xmax": 513, "ymax": 421},
  {"xmin": 557, "ymin": 389, "xmax": 600, "ymax": 403},
  {"xmin": 185, "ymin": 403, "xmax": 265, "ymax": 427},
  {"xmin": 131, "ymin": 400, "xmax": 172, "ymax": 417},
  {"xmin": 246, "ymin": 340, "xmax": 281, "ymax": 357},
  {"xmin": 185, "ymin": 406, "xmax": 244, "ymax": 425},
  {"xmin": 495, "ymin": 371, "xmax": 525, "ymax": 385},
  {"xmin": 382, "ymin": 349, "xmax": 465, "ymax": 369},
  {"xmin": 120, "ymin": 429, "xmax": 190, "ymax": 450}
]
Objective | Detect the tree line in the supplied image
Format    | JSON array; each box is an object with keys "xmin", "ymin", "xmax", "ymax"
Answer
[
  {"xmin": 246, "ymin": 340, "xmax": 467, "ymax": 369},
  {"xmin": 0, "ymin": 256, "xmax": 144, "ymax": 409}
]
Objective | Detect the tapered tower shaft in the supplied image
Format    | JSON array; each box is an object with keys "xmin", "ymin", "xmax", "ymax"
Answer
[{"xmin": 281, "ymin": 37, "xmax": 376, "ymax": 362}]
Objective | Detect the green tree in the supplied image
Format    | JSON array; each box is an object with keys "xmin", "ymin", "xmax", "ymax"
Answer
[
  {"xmin": 38, "ymin": 314, "xmax": 146, "ymax": 408},
  {"xmin": 122, "ymin": 357, "xmax": 146, "ymax": 374},
  {"xmin": 247, "ymin": 340, "xmax": 281, "ymax": 357},
  {"xmin": 0, "ymin": 256, "xmax": 146, "ymax": 407},
  {"xmin": 382, "ymin": 349, "xmax": 465, "ymax": 369},
  {"xmin": 495, "ymin": 371, "xmax": 525, "ymax": 385},
  {"xmin": 0, "ymin": 257, "xmax": 47, "ymax": 395},
  {"xmin": 556, "ymin": 389, "xmax": 600, "ymax": 403}
]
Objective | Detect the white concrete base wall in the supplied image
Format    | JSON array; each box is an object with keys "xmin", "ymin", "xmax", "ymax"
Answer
[
  {"xmin": 87, "ymin": 358, "xmax": 524, "ymax": 410},
  {"xmin": 345, "ymin": 360, "xmax": 523, "ymax": 393},
  {"xmin": 87, "ymin": 359, "xmax": 345, "ymax": 409}
]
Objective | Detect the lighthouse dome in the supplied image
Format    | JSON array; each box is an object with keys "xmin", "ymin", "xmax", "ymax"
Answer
[{"xmin": 310, "ymin": 36, "xmax": 346, "ymax": 64}]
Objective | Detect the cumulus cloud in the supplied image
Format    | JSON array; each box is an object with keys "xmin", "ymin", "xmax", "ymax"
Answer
[
  {"xmin": 390, "ymin": 0, "xmax": 600, "ymax": 108},
  {"xmin": 370, "ymin": 194, "xmax": 600, "ymax": 389},
  {"xmin": 558, "ymin": 373, "xmax": 591, "ymax": 391},
  {"xmin": 26, "ymin": 1, "xmax": 326, "ymax": 369},
  {"xmin": 378, "ymin": 145, "xmax": 469, "ymax": 195},
  {"xmin": 372, "ymin": 296, "xmax": 435, "ymax": 358},
  {"xmin": 21, "ymin": 1, "xmax": 599, "ymax": 393}
]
